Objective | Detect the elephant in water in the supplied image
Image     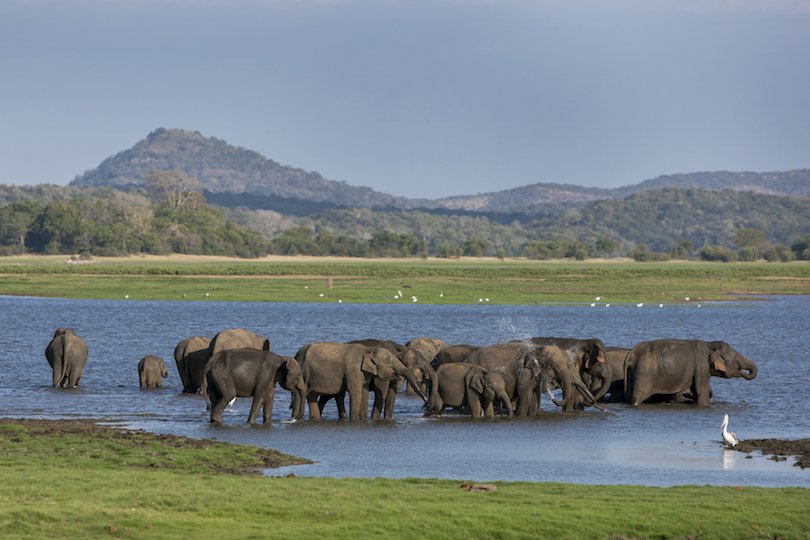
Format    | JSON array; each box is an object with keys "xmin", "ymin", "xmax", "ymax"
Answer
[
  {"xmin": 348, "ymin": 338, "xmax": 437, "ymax": 417},
  {"xmin": 203, "ymin": 348, "xmax": 306, "ymax": 424},
  {"xmin": 138, "ymin": 355, "xmax": 169, "ymax": 389},
  {"xmin": 295, "ymin": 342, "xmax": 427, "ymax": 420},
  {"xmin": 430, "ymin": 344, "xmax": 479, "ymax": 370},
  {"xmin": 173, "ymin": 336, "xmax": 211, "ymax": 393},
  {"xmin": 45, "ymin": 328, "xmax": 88, "ymax": 389},
  {"xmin": 624, "ymin": 339, "xmax": 757, "ymax": 406},
  {"xmin": 427, "ymin": 363, "xmax": 513, "ymax": 419},
  {"xmin": 584, "ymin": 347, "xmax": 629, "ymax": 402},
  {"xmin": 465, "ymin": 342, "xmax": 598, "ymax": 415}
]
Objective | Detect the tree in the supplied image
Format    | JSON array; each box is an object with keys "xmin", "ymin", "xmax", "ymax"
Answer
[{"xmin": 145, "ymin": 170, "xmax": 204, "ymax": 212}]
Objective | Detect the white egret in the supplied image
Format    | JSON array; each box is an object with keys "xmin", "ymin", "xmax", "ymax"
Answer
[
  {"xmin": 636, "ymin": 303, "xmax": 644, "ymax": 308},
  {"xmin": 721, "ymin": 414, "xmax": 740, "ymax": 448}
]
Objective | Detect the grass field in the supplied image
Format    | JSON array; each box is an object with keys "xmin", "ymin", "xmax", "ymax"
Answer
[
  {"xmin": 1, "ymin": 255, "xmax": 809, "ymax": 304},
  {"xmin": 1, "ymin": 419, "xmax": 807, "ymax": 540}
]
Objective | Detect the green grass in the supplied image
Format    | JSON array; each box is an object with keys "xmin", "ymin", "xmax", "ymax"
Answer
[
  {"xmin": 1, "ymin": 256, "xmax": 809, "ymax": 304},
  {"xmin": 0, "ymin": 419, "xmax": 807, "ymax": 539}
]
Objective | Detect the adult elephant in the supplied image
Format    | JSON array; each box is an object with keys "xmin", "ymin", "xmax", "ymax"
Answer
[
  {"xmin": 295, "ymin": 342, "xmax": 427, "ymax": 420},
  {"xmin": 427, "ymin": 363, "xmax": 513, "ymax": 419},
  {"xmin": 624, "ymin": 339, "xmax": 757, "ymax": 407},
  {"xmin": 430, "ymin": 344, "xmax": 479, "ymax": 370},
  {"xmin": 173, "ymin": 336, "xmax": 211, "ymax": 393},
  {"xmin": 138, "ymin": 355, "xmax": 169, "ymax": 389},
  {"xmin": 584, "ymin": 347, "xmax": 629, "ymax": 403},
  {"xmin": 45, "ymin": 328, "xmax": 88, "ymax": 389},
  {"xmin": 349, "ymin": 338, "xmax": 437, "ymax": 415},
  {"xmin": 526, "ymin": 337, "xmax": 608, "ymax": 410},
  {"xmin": 208, "ymin": 328, "xmax": 271, "ymax": 356},
  {"xmin": 465, "ymin": 342, "xmax": 597, "ymax": 415},
  {"xmin": 203, "ymin": 348, "xmax": 306, "ymax": 424}
]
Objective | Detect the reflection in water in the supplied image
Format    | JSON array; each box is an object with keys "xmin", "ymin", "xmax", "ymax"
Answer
[{"xmin": 0, "ymin": 295, "xmax": 808, "ymax": 487}]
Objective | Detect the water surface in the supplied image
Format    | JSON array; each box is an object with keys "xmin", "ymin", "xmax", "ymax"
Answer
[{"xmin": 1, "ymin": 295, "xmax": 807, "ymax": 487}]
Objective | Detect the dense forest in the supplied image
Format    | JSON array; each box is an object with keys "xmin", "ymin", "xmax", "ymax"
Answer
[{"xmin": 1, "ymin": 128, "xmax": 808, "ymax": 261}]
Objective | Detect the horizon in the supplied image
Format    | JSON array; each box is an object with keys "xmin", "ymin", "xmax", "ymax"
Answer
[{"xmin": 2, "ymin": 1, "xmax": 809, "ymax": 198}]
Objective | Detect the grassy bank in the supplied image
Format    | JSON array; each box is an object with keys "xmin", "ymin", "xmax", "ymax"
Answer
[
  {"xmin": 0, "ymin": 419, "xmax": 807, "ymax": 539},
  {"xmin": 1, "ymin": 255, "xmax": 809, "ymax": 304}
]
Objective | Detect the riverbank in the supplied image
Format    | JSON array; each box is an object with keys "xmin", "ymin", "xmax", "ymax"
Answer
[
  {"xmin": 1, "ymin": 255, "xmax": 808, "ymax": 304},
  {"xmin": 0, "ymin": 419, "xmax": 807, "ymax": 539}
]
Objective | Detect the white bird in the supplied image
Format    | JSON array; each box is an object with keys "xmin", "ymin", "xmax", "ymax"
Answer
[
  {"xmin": 590, "ymin": 303, "xmax": 596, "ymax": 307},
  {"xmin": 721, "ymin": 414, "xmax": 740, "ymax": 448},
  {"xmin": 204, "ymin": 292, "xmax": 210, "ymax": 298},
  {"xmin": 123, "ymin": 294, "xmax": 129, "ymax": 299},
  {"xmin": 605, "ymin": 303, "xmax": 610, "ymax": 307},
  {"xmin": 636, "ymin": 303, "xmax": 644, "ymax": 308},
  {"xmin": 595, "ymin": 296, "xmax": 601, "ymax": 301},
  {"xmin": 659, "ymin": 304, "xmax": 664, "ymax": 308}
]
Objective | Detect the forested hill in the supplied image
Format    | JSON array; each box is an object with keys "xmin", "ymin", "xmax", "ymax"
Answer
[
  {"xmin": 70, "ymin": 128, "xmax": 810, "ymax": 214},
  {"xmin": 70, "ymin": 128, "xmax": 424, "ymax": 208}
]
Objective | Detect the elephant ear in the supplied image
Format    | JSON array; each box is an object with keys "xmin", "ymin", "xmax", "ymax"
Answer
[
  {"xmin": 361, "ymin": 353, "xmax": 378, "ymax": 376},
  {"xmin": 710, "ymin": 351, "xmax": 727, "ymax": 375},
  {"xmin": 468, "ymin": 372, "xmax": 485, "ymax": 394}
]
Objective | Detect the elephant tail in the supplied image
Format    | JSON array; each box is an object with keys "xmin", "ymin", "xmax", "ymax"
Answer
[{"xmin": 53, "ymin": 335, "xmax": 69, "ymax": 388}]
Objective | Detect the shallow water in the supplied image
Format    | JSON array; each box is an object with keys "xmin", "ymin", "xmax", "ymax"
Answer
[{"xmin": 1, "ymin": 294, "xmax": 808, "ymax": 487}]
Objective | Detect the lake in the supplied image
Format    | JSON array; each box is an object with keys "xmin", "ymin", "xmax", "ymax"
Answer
[{"xmin": 1, "ymin": 294, "xmax": 808, "ymax": 487}]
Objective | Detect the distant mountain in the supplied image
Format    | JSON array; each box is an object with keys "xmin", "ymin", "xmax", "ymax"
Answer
[
  {"xmin": 71, "ymin": 128, "xmax": 430, "ymax": 208},
  {"xmin": 70, "ymin": 128, "xmax": 809, "ymax": 215},
  {"xmin": 615, "ymin": 170, "xmax": 810, "ymax": 198}
]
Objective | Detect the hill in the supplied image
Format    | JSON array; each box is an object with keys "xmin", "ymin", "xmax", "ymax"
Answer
[
  {"xmin": 71, "ymin": 128, "xmax": 426, "ymax": 208},
  {"xmin": 70, "ymin": 128, "xmax": 810, "ymax": 214}
]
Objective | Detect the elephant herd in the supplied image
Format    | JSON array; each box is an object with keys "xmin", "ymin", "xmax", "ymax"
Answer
[{"xmin": 44, "ymin": 326, "xmax": 759, "ymax": 425}]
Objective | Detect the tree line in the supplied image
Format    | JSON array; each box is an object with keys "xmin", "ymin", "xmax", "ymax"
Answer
[{"xmin": 1, "ymin": 173, "xmax": 809, "ymax": 261}]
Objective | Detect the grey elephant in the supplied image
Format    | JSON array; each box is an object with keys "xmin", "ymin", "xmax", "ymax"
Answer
[
  {"xmin": 427, "ymin": 363, "xmax": 513, "ymax": 419},
  {"xmin": 405, "ymin": 337, "xmax": 446, "ymax": 393},
  {"xmin": 348, "ymin": 338, "xmax": 437, "ymax": 417},
  {"xmin": 295, "ymin": 342, "xmax": 427, "ymax": 420},
  {"xmin": 466, "ymin": 342, "xmax": 598, "ymax": 415},
  {"xmin": 208, "ymin": 328, "xmax": 271, "ymax": 356},
  {"xmin": 430, "ymin": 344, "xmax": 479, "ymax": 370},
  {"xmin": 203, "ymin": 348, "xmax": 306, "ymax": 424},
  {"xmin": 585, "ymin": 347, "xmax": 629, "ymax": 402},
  {"xmin": 173, "ymin": 336, "xmax": 211, "ymax": 393},
  {"xmin": 526, "ymin": 337, "xmax": 608, "ymax": 410},
  {"xmin": 45, "ymin": 328, "xmax": 88, "ymax": 389},
  {"xmin": 138, "ymin": 355, "xmax": 169, "ymax": 389},
  {"xmin": 624, "ymin": 339, "xmax": 757, "ymax": 407}
]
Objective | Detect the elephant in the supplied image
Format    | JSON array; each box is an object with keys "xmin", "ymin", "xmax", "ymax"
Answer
[
  {"xmin": 465, "ymin": 342, "xmax": 598, "ymax": 415},
  {"xmin": 45, "ymin": 328, "xmax": 88, "ymax": 389},
  {"xmin": 624, "ymin": 339, "xmax": 757, "ymax": 407},
  {"xmin": 348, "ymin": 338, "xmax": 437, "ymax": 415},
  {"xmin": 584, "ymin": 347, "xmax": 629, "ymax": 402},
  {"xmin": 526, "ymin": 337, "xmax": 608, "ymax": 410},
  {"xmin": 404, "ymin": 337, "xmax": 446, "ymax": 394},
  {"xmin": 430, "ymin": 344, "xmax": 479, "ymax": 370},
  {"xmin": 427, "ymin": 363, "xmax": 513, "ymax": 419},
  {"xmin": 138, "ymin": 355, "xmax": 169, "ymax": 389},
  {"xmin": 203, "ymin": 348, "xmax": 306, "ymax": 424},
  {"xmin": 208, "ymin": 328, "xmax": 271, "ymax": 357},
  {"xmin": 173, "ymin": 336, "xmax": 212, "ymax": 393},
  {"xmin": 295, "ymin": 342, "xmax": 427, "ymax": 420}
]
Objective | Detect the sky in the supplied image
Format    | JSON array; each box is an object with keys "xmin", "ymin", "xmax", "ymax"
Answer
[{"xmin": 1, "ymin": 0, "xmax": 809, "ymax": 199}]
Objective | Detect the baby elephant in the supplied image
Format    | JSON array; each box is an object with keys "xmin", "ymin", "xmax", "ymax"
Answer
[
  {"xmin": 138, "ymin": 355, "xmax": 169, "ymax": 389},
  {"xmin": 428, "ymin": 363, "xmax": 513, "ymax": 419}
]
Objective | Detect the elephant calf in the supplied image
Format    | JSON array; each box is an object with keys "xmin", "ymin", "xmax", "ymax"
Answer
[
  {"xmin": 428, "ymin": 363, "xmax": 513, "ymax": 419},
  {"xmin": 138, "ymin": 355, "xmax": 169, "ymax": 389}
]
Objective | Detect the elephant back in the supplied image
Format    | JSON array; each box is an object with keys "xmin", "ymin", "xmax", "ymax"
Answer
[{"xmin": 209, "ymin": 328, "xmax": 271, "ymax": 357}]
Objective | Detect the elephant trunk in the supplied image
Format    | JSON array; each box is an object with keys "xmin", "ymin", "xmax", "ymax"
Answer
[
  {"xmin": 403, "ymin": 369, "xmax": 427, "ymax": 402},
  {"xmin": 497, "ymin": 388, "xmax": 513, "ymax": 418},
  {"xmin": 292, "ymin": 382, "xmax": 307, "ymax": 419},
  {"xmin": 590, "ymin": 375, "xmax": 612, "ymax": 403},
  {"xmin": 739, "ymin": 356, "xmax": 757, "ymax": 380}
]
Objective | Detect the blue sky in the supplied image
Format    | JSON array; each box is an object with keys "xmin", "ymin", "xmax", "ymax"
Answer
[{"xmin": 1, "ymin": 0, "xmax": 809, "ymax": 198}]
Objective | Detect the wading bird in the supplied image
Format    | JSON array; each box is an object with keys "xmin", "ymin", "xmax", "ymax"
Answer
[{"xmin": 721, "ymin": 414, "xmax": 740, "ymax": 447}]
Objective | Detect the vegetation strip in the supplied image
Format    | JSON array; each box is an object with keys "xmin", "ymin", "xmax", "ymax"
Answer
[
  {"xmin": 0, "ymin": 257, "xmax": 809, "ymax": 304},
  {"xmin": 0, "ymin": 419, "xmax": 807, "ymax": 539}
]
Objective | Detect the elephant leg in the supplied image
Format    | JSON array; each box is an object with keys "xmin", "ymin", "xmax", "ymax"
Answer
[
  {"xmin": 383, "ymin": 378, "xmax": 400, "ymax": 419},
  {"xmin": 483, "ymin": 400, "xmax": 495, "ymax": 418},
  {"xmin": 307, "ymin": 392, "xmax": 322, "ymax": 420},
  {"xmin": 247, "ymin": 394, "xmax": 264, "ymax": 424},
  {"xmin": 468, "ymin": 393, "xmax": 484, "ymax": 419},
  {"xmin": 209, "ymin": 385, "xmax": 226, "ymax": 423},
  {"xmin": 262, "ymin": 387, "xmax": 276, "ymax": 423}
]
